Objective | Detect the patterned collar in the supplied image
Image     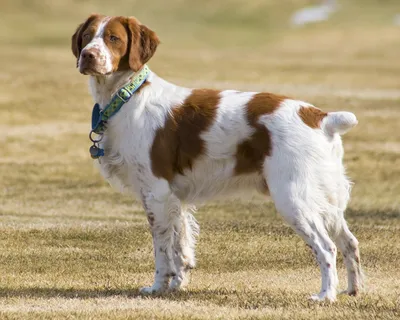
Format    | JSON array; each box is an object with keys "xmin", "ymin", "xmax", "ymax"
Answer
[{"xmin": 89, "ymin": 65, "xmax": 150, "ymax": 159}]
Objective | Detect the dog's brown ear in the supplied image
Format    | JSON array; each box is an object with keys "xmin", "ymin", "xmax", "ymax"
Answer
[
  {"xmin": 126, "ymin": 17, "xmax": 160, "ymax": 71},
  {"xmin": 139, "ymin": 24, "xmax": 160, "ymax": 65},
  {"xmin": 71, "ymin": 14, "xmax": 101, "ymax": 64}
]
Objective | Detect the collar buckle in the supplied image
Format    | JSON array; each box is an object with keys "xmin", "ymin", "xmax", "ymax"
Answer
[{"xmin": 116, "ymin": 90, "xmax": 128, "ymax": 103}]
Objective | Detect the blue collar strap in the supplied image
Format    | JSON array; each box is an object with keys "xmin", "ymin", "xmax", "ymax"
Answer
[
  {"xmin": 89, "ymin": 65, "xmax": 150, "ymax": 159},
  {"xmin": 91, "ymin": 65, "xmax": 150, "ymax": 134}
]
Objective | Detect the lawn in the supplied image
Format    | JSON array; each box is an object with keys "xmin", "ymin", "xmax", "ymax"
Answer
[{"xmin": 0, "ymin": 0, "xmax": 399, "ymax": 319}]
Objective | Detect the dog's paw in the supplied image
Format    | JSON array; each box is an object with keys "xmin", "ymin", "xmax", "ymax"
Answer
[
  {"xmin": 169, "ymin": 275, "xmax": 190, "ymax": 291},
  {"xmin": 139, "ymin": 284, "xmax": 167, "ymax": 295},
  {"xmin": 310, "ymin": 291, "xmax": 336, "ymax": 302},
  {"xmin": 169, "ymin": 279, "xmax": 182, "ymax": 291},
  {"xmin": 339, "ymin": 289, "xmax": 358, "ymax": 296}
]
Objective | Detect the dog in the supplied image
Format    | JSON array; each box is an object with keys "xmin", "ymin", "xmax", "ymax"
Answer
[{"xmin": 71, "ymin": 14, "xmax": 363, "ymax": 301}]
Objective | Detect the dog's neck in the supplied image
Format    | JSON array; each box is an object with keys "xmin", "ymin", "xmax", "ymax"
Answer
[{"xmin": 89, "ymin": 70, "xmax": 136, "ymax": 109}]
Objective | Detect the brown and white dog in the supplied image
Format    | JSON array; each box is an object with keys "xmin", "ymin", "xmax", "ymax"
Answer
[{"xmin": 71, "ymin": 14, "xmax": 362, "ymax": 301}]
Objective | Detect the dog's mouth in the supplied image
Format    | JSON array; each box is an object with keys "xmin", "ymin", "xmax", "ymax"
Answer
[
  {"xmin": 80, "ymin": 66, "xmax": 104, "ymax": 76},
  {"xmin": 79, "ymin": 61, "xmax": 109, "ymax": 76}
]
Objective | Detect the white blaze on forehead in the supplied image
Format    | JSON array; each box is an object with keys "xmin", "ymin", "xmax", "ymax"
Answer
[
  {"xmin": 94, "ymin": 16, "xmax": 112, "ymax": 37},
  {"xmin": 80, "ymin": 16, "xmax": 113, "ymax": 74}
]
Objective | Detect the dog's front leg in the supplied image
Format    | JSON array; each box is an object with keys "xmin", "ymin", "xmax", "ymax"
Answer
[
  {"xmin": 169, "ymin": 207, "xmax": 199, "ymax": 291},
  {"xmin": 139, "ymin": 183, "xmax": 181, "ymax": 294}
]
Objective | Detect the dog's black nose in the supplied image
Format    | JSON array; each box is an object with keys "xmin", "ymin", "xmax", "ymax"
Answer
[{"xmin": 81, "ymin": 50, "xmax": 96, "ymax": 61}]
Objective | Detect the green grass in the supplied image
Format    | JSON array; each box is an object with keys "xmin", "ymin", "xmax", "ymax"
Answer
[{"xmin": 0, "ymin": 0, "xmax": 400, "ymax": 319}]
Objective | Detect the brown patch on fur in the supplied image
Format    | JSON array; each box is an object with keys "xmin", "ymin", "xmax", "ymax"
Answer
[
  {"xmin": 234, "ymin": 93, "xmax": 286, "ymax": 175},
  {"xmin": 71, "ymin": 14, "xmax": 104, "ymax": 65},
  {"xmin": 122, "ymin": 17, "xmax": 160, "ymax": 71},
  {"xmin": 151, "ymin": 89, "xmax": 220, "ymax": 182},
  {"xmin": 102, "ymin": 17, "xmax": 131, "ymax": 71},
  {"xmin": 298, "ymin": 106, "xmax": 327, "ymax": 129},
  {"xmin": 101, "ymin": 16, "xmax": 159, "ymax": 72}
]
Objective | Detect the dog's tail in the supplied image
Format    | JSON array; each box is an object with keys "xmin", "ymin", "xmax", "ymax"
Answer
[{"xmin": 321, "ymin": 112, "xmax": 358, "ymax": 136}]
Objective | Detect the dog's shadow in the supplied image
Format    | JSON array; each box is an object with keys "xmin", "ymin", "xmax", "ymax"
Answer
[
  {"xmin": 0, "ymin": 287, "xmax": 141, "ymax": 299},
  {"xmin": 0, "ymin": 286, "xmax": 239, "ymax": 301},
  {"xmin": 0, "ymin": 286, "xmax": 346, "ymax": 308}
]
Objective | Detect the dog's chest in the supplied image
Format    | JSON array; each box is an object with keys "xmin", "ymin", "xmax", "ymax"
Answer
[{"xmin": 95, "ymin": 108, "xmax": 155, "ymax": 195}]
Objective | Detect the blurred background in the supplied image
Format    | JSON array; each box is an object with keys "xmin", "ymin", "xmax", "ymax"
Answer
[{"xmin": 2, "ymin": 0, "xmax": 400, "ymax": 87}]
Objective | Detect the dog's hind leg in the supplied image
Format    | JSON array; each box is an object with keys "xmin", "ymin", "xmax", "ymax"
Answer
[
  {"xmin": 140, "ymin": 183, "xmax": 181, "ymax": 294},
  {"xmin": 265, "ymin": 162, "xmax": 339, "ymax": 301},
  {"xmin": 295, "ymin": 219, "xmax": 338, "ymax": 301},
  {"xmin": 169, "ymin": 206, "xmax": 199, "ymax": 290},
  {"xmin": 330, "ymin": 174, "xmax": 363, "ymax": 296},
  {"xmin": 279, "ymin": 207, "xmax": 339, "ymax": 301},
  {"xmin": 335, "ymin": 220, "xmax": 363, "ymax": 296}
]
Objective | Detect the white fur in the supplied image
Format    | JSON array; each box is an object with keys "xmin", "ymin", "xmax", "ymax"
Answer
[
  {"xmin": 79, "ymin": 17, "xmax": 113, "ymax": 75},
  {"xmin": 322, "ymin": 111, "xmax": 358, "ymax": 136},
  {"xmin": 84, "ymin": 34, "xmax": 361, "ymax": 302}
]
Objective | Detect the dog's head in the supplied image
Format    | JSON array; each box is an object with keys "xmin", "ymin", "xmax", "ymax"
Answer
[{"xmin": 71, "ymin": 14, "xmax": 160, "ymax": 75}]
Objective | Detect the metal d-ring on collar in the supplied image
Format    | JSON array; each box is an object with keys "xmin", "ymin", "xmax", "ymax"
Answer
[
  {"xmin": 89, "ymin": 130, "xmax": 104, "ymax": 159},
  {"xmin": 89, "ymin": 130, "xmax": 103, "ymax": 143}
]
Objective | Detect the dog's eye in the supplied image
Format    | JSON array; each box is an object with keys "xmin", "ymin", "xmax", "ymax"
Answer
[
  {"xmin": 109, "ymin": 35, "xmax": 119, "ymax": 42},
  {"xmin": 83, "ymin": 33, "xmax": 91, "ymax": 40}
]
